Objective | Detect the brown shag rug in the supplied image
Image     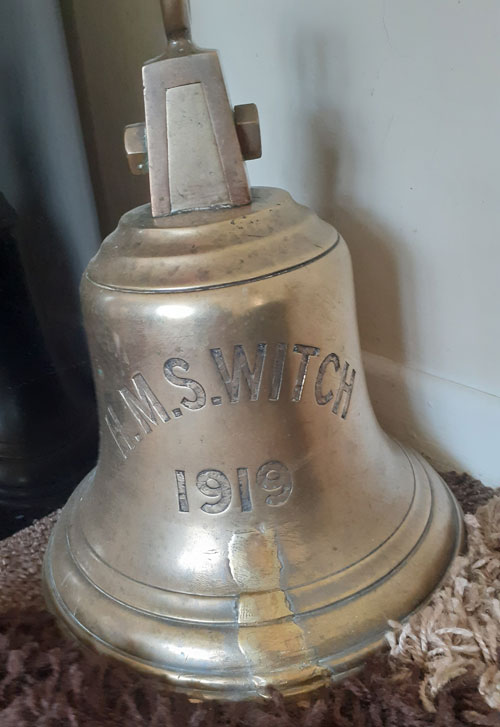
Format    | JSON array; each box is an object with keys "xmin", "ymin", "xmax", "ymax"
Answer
[{"xmin": 1, "ymin": 472, "xmax": 499, "ymax": 726}]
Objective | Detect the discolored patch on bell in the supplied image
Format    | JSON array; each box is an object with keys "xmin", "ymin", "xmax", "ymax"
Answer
[
  {"xmin": 228, "ymin": 529, "xmax": 282, "ymax": 593},
  {"xmin": 228, "ymin": 529, "xmax": 326, "ymax": 695}
]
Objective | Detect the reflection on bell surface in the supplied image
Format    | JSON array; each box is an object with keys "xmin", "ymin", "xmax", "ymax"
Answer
[{"xmin": 43, "ymin": 0, "xmax": 463, "ymax": 701}]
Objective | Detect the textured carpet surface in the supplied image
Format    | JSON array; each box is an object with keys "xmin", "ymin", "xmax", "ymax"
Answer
[{"xmin": 1, "ymin": 472, "xmax": 499, "ymax": 726}]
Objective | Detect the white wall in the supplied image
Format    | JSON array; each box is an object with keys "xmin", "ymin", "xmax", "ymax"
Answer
[
  {"xmin": 65, "ymin": 0, "xmax": 500, "ymax": 485},
  {"xmin": 192, "ymin": 0, "xmax": 500, "ymax": 486}
]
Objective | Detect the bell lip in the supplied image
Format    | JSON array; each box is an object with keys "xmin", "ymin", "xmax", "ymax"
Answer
[
  {"xmin": 53, "ymin": 445, "xmax": 434, "ymax": 620},
  {"xmin": 84, "ymin": 187, "xmax": 340, "ymax": 293},
  {"xmin": 42, "ymin": 448, "xmax": 463, "ymax": 702}
]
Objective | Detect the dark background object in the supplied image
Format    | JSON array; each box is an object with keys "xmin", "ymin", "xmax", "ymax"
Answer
[
  {"xmin": 0, "ymin": 194, "xmax": 97, "ymax": 539},
  {"xmin": 0, "ymin": 0, "xmax": 102, "ymax": 538}
]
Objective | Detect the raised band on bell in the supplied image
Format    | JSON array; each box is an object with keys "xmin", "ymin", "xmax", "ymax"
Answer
[{"xmin": 43, "ymin": 0, "xmax": 463, "ymax": 701}]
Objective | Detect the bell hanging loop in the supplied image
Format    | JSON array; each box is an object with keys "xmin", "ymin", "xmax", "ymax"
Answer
[
  {"xmin": 160, "ymin": 0, "xmax": 192, "ymax": 41},
  {"xmin": 159, "ymin": 0, "xmax": 194, "ymax": 58}
]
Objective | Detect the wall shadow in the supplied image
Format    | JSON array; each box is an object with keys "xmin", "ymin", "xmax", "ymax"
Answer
[{"xmin": 289, "ymin": 25, "xmax": 421, "ymax": 441}]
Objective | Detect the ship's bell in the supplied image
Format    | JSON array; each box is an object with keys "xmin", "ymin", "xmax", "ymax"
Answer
[{"xmin": 43, "ymin": 0, "xmax": 463, "ymax": 701}]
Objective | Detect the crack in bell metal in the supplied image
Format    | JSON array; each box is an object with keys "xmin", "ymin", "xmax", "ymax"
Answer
[{"xmin": 43, "ymin": 0, "xmax": 463, "ymax": 701}]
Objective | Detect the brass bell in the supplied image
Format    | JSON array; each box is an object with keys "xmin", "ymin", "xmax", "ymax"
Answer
[{"xmin": 43, "ymin": 0, "xmax": 463, "ymax": 701}]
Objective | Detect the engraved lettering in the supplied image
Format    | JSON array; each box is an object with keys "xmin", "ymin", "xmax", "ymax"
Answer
[
  {"xmin": 315, "ymin": 353, "xmax": 340, "ymax": 406},
  {"xmin": 119, "ymin": 374, "xmax": 170, "ymax": 435},
  {"xmin": 292, "ymin": 345, "xmax": 320, "ymax": 402},
  {"xmin": 269, "ymin": 343, "xmax": 287, "ymax": 401},
  {"xmin": 174, "ymin": 460, "xmax": 294, "ymax": 513},
  {"xmin": 164, "ymin": 358, "xmax": 206, "ymax": 411},
  {"xmin": 237, "ymin": 467, "xmax": 252, "ymax": 512},
  {"xmin": 333, "ymin": 362, "xmax": 356, "ymax": 419},
  {"xmin": 107, "ymin": 339, "xmax": 356, "ymax": 463},
  {"xmin": 210, "ymin": 344, "xmax": 267, "ymax": 403},
  {"xmin": 105, "ymin": 406, "xmax": 134, "ymax": 459},
  {"xmin": 175, "ymin": 470, "xmax": 190, "ymax": 512},
  {"xmin": 256, "ymin": 461, "xmax": 293, "ymax": 507},
  {"xmin": 197, "ymin": 470, "xmax": 232, "ymax": 514}
]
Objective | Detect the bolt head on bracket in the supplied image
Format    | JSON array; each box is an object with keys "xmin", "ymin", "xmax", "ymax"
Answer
[
  {"xmin": 234, "ymin": 103, "xmax": 262, "ymax": 161},
  {"xmin": 124, "ymin": 104, "xmax": 261, "ymax": 183},
  {"xmin": 124, "ymin": 122, "xmax": 148, "ymax": 175}
]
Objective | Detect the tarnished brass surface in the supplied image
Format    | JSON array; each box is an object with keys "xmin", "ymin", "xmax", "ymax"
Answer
[
  {"xmin": 43, "ymin": 188, "xmax": 463, "ymax": 700},
  {"xmin": 43, "ymin": 0, "xmax": 462, "ymax": 702}
]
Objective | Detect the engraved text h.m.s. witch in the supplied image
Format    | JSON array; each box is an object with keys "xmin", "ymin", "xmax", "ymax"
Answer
[{"xmin": 105, "ymin": 340, "xmax": 356, "ymax": 460}]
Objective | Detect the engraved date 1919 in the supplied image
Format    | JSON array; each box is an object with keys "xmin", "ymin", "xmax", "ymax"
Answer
[{"xmin": 175, "ymin": 460, "xmax": 292, "ymax": 514}]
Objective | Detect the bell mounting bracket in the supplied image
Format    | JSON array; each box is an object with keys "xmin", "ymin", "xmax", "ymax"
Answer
[{"xmin": 124, "ymin": 0, "xmax": 262, "ymax": 217}]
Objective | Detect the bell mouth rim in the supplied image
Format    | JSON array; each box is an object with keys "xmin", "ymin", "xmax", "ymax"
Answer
[
  {"xmin": 42, "ymin": 570, "xmax": 337, "ymax": 700},
  {"xmin": 43, "ymin": 447, "xmax": 463, "ymax": 701},
  {"xmin": 56, "ymin": 446, "xmax": 433, "ymax": 622}
]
